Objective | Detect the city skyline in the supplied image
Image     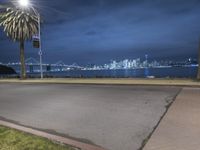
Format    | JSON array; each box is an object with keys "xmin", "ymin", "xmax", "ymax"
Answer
[{"xmin": 1, "ymin": 56, "xmax": 198, "ymax": 73}]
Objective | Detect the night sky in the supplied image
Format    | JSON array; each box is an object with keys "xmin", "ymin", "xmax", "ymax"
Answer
[{"xmin": 0, "ymin": 0, "xmax": 200, "ymax": 65}]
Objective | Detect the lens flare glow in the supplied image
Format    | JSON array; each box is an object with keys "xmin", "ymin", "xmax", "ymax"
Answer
[{"xmin": 18, "ymin": 0, "xmax": 29, "ymax": 7}]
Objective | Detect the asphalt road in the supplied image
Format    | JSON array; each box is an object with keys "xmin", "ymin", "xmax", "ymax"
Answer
[{"xmin": 0, "ymin": 83, "xmax": 181, "ymax": 150}]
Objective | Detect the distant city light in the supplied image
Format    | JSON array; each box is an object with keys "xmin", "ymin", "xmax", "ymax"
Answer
[{"xmin": 2, "ymin": 57, "xmax": 198, "ymax": 73}]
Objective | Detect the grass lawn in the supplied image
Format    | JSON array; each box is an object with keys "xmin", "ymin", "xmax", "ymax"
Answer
[{"xmin": 0, "ymin": 125, "xmax": 75, "ymax": 150}]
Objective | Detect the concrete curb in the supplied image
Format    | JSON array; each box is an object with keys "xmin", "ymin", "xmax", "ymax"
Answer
[
  {"xmin": 0, "ymin": 120, "xmax": 106, "ymax": 150},
  {"xmin": 0, "ymin": 79, "xmax": 200, "ymax": 88}
]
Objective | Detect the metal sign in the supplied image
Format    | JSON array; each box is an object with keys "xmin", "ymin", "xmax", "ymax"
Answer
[{"xmin": 33, "ymin": 35, "xmax": 40, "ymax": 48}]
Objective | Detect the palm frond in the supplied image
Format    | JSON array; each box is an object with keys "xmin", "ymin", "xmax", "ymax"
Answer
[{"xmin": 0, "ymin": 7, "xmax": 39, "ymax": 42}]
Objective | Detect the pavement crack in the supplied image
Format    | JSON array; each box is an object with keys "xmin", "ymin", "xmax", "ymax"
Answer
[{"xmin": 138, "ymin": 88, "xmax": 183, "ymax": 150}]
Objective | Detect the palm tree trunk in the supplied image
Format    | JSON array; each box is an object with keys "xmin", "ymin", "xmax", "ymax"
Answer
[
  {"xmin": 20, "ymin": 40, "xmax": 26, "ymax": 79},
  {"xmin": 197, "ymin": 40, "xmax": 200, "ymax": 80}
]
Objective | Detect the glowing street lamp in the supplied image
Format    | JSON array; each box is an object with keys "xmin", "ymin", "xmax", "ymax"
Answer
[
  {"xmin": 18, "ymin": 0, "xmax": 29, "ymax": 7},
  {"xmin": 18, "ymin": 0, "xmax": 43, "ymax": 79}
]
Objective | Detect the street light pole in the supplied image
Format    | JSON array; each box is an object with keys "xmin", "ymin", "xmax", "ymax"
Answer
[
  {"xmin": 197, "ymin": 39, "xmax": 200, "ymax": 80},
  {"xmin": 38, "ymin": 14, "xmax": 43, "ymax": 79}
]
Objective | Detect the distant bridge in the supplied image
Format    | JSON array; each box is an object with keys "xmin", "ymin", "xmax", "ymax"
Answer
[{"xmin": 3, "ymin": 57, "xmax": 83, "ymax": 73}]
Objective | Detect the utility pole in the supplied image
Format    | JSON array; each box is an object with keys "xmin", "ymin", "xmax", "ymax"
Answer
[
  {"xmin": 145, "ymin": 54, "xmax": 148, "ymax": 68},
  {"xmin": 197, "ymin": 39, "xmax": 200, "ymax": 80},
  {"xmin": 38, "ymin": 14, "xmax": 43, "ymax": 79}
]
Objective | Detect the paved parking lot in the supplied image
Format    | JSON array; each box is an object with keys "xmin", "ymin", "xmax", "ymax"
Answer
[{"xmin": 0, "ymin": 83, "xmax": 180, "ymax": 150}]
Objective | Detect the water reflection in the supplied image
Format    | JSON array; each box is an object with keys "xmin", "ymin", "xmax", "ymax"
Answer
[
  {"xmin": 27, "ymin": 67, "xmax": 198, "ymax": 78},
  {"xmin": 145, "ymin": 68, "xmax": 149, "ymax": 77}
]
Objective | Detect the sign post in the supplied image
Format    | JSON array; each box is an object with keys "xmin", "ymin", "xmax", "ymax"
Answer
[{"xmin": 33, "ymin": 14, "xmax": 43, "ymax": 79}]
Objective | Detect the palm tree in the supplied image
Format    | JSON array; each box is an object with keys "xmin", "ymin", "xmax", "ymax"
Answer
[
  {"xmin": 197, "ymin": 40, "xmax": 200, "ymax": 80},
  {"xmin": 0, "ymin": 6, "xmax": 38, "ymax": 79}
]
